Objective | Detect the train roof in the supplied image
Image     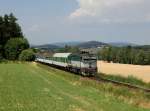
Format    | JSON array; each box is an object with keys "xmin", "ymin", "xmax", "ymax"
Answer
[{"xmin": 53, "ymin": 53, "xmax": 72, "ymax": 58}]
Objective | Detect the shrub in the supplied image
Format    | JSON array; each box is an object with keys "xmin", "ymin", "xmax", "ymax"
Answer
[
  {"xmin": 0, "ymin": 45, "xmax": 3, "ymax": 61},
  {"xmin": 19, "ymin": 49, "xmax": 35, "ymax": 61},
  {"xmin": 0, "ymin": 52, "xmax": 2, "ymax": 61},
  {"xmin": 5, "ymin": 38, "xmax": 29, "ymax": 60}
]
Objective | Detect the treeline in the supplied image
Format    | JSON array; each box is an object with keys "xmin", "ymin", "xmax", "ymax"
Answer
[
  {"xmin": 0, "ymin": 13, "xmax": 35, "ymax": 61},
  {"xmin": 55, "ymin": 45, "xmax": 80, "ymax": 53},
  {"xmin": 99, "ymin": 46, "xmax": 150, "ymax": 65}
]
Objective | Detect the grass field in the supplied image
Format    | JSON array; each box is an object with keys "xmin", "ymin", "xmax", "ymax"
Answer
[{"xmin": 0, "ymin": 62, "xmax": 150, "ymax": 111}]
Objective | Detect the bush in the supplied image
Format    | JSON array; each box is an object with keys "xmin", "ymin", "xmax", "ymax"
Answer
[
  {"xmin": 0, "ymin": 55, "xmax": 3, "ymax": 62},
  {"xmin": 19, "ymin": 49, "xmax": 35, "ymax": 61},
  {"xmin": 5, "ymin": 38, "xmax": 29, "ymax": 60},
  {"xmin": 0, "ymin": 45, "xmax": 3, "ymax": 60}
]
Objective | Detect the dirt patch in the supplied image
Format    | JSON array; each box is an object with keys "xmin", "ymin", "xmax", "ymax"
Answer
[{"xmin": 97, "ymin": 61, "xmax": 150, "ymax": 83}]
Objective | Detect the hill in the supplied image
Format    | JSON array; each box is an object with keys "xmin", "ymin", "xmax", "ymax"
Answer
[
  {"xmin": 51, "ymin": 41, "xmax": 107, "ymax": 48},
  {"xmin": 134, "ymin": 45, "xmax": 150, "ymax": 50},
  {"xmin": 77, "ymin": 41, "xmax": 107, "ymax": 48},
  {"xmin": 109, "ymin": 42, "xmax": 137, "ymax": 47},
  {"xmin": 32, "ymin": 41, "xmax": 107, "ymax": 50},
  {"xmin": 32, "ymin": 44, "xmax": 60, "ymax": 49},
  {"xmin": 0, "ymin": 62, "xmax": 149, "ymax": 111},
  {"xmin": 52, "ymin": 41, "xmax": 82, "ymax": 47}
]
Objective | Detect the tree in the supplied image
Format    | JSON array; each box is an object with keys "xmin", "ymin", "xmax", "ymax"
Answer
[
  {"xmin": 70, "ymin": 46, "xmax": 80, "ymax": 53},
  {"xmin": 115, "ymin": 48, "xmax": 122, "ymax": 63},
  {"xmin": 99, "ymin": 47, "xmax": 112, "ymax": 62},
  {"xmin": 19, "ymin": 49, "xmax": 35, "ymax": 61},
  {"xmin": 122, "ymin": 46, "xmax": 132, "ymax": 64},
  {"xmin": 0, "ymin": 13, "xmax": 24, "ymax": 58},
  {"xmin": 0, "ymin": 44, "xmax": 3, "ymax": 60},
  {"xmin": 8, "ymin": 13, "xmax": 23, "ymax": 39},
  {"xmin": 5, "ymin": 38, "xmax": 29, "ymax": 60},
  {"xmin": 134, "ymin": 50, "xmax": 145, "ymax": 65},
  {"xmin": 99, "ymin": 48, "xmax": 107, "ymax": 61},
  {"xmin": 143, "ymin": 53, "xmax": 150, "ymax": 65},
  {"xmin": 0, "ymin": 15, "xmax": 5, "ymax": 55},
  {"xmin": 147, "ymin": 53, "xmax": 150, "ymax": 65},
  {"xmin": 0, "ymin": 16, "xmax": 4, "ymax": 45},
  {"xmin": 64, "ymin": 45, "xmax": 71, "ymax": 52}
]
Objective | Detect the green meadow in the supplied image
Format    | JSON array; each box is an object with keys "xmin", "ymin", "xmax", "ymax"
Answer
[{"xmin": 0, "ymin": 62, "xmax": 149, "ymax": 111}]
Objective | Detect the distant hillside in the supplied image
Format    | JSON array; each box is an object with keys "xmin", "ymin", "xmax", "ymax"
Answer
[
  {"xmin": 32, "ymin": 41, "xmax": 148, "ymax": 50},
  {"xmin": 134, "ymin": 45, "xmax": 150, "ymax": 52},
  {"xmin": 77, "ymin": 41, "xmax": 107, "ymax": 48},
  {"xmin": 53, "ymin": 41, "xmax": 82, "ymax": 47},
  {"xmin": 32, "ymin": 41, "xmax": 107, "ymax": 53},
  {"xmin": 134, "ymin": 45, "xmax": 150, "ymax": 49},
  {"xmin": 109, "ymin": 42, "xmax": 137, "ymax": 47},
  {"xmin": 32, "ymin": 44, "xmax": 60, "ymax": 49}
]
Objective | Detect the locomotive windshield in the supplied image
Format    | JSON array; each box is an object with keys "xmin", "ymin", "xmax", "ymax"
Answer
[{"xmin": 82, "ymin": 56, "xmax": 97, "ymax": 68}]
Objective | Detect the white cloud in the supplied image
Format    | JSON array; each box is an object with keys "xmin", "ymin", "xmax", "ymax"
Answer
[{"xmin": 69, "ymin": 0, "xmax": 150, "ymax": 23}]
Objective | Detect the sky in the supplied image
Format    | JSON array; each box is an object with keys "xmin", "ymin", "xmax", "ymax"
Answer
[{"xmin": 0, "ymin": 0, "xmax": 150, "ymax": 45}]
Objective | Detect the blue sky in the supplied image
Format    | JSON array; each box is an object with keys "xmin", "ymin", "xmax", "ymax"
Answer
[{"xmin": 0, "ymin": 0, "xmax": 150, "ymax": 45}]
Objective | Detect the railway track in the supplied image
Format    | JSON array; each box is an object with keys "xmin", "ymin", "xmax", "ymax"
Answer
[{"xmin": 90, "ymin": 74, "xmax": 150, "ymax": 93}]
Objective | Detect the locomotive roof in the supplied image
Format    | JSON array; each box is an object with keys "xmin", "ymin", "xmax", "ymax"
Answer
[{"xmin": 53, "ymin": 53, "xmax": 72, "ymax": 58}]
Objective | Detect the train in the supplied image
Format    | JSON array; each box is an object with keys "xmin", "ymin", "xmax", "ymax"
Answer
[{"xmin": 36, "ymin": 52, "xmax": 97, "ymax": 76}]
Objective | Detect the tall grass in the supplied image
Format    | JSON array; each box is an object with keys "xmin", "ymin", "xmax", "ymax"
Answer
[
  {"xmin": 39, "ymin": 63, "xmax": 150, "ymax": 102},
  {"xmin": 99, "ymin": 73, "xmax": 150, "ymax": 88}
]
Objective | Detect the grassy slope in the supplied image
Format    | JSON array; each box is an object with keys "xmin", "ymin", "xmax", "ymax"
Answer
[
  {"xmin": 99, "ymin": 74, "xmax": 150, "ymax": 88},
  {"xmin": 0, "ymin": 63, "xmax": 149, "ymax": 111}
]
